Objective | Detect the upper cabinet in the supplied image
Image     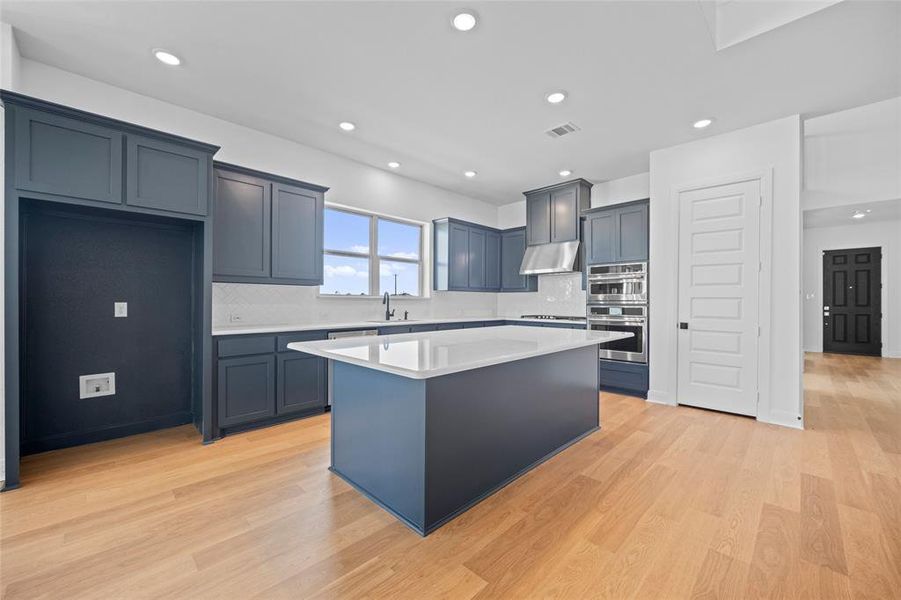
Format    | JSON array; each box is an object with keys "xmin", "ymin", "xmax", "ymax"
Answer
[
  {"xmin": 14, "ymin": 107, "xmax": 124, "ymax": 205},
  {"xmin": 4, "ymin": 91, "xmax": 219, "ymax": 220},
  {"xmin": 500, "ymin": 228, "xmax": 538, "ymax": 292},
  {"xmin": 126, "ymin": 135, "xmax": 210, "ymax": 216},
  {"xmin": 583, "ymin": 199, "xmax": 649, "ymax": 265},
  {"xmin": 212, "ymin": 163, "xmax": 327, "ymax": 286},
  {"xmin": 524, "ymin": 179, "xmax": 592, "ymax": 246},
  {"xmin": 433, "ymin": 219, "xmax": 536, "ymax": 292}
]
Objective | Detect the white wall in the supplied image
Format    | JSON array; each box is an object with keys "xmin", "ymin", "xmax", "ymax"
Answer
[
  {"xmin": 803, "ymin": 96, "xmax": 901, "ymax": 210},
  {"xmin": 0, "ymin": 22, "xmax": 22, "ymax": 484},
  {"xmin": 590, "ymin": 172, "xmax": 649, "ymax": 208},
  {"xmin": 15, "ymin": 59, "xmax": 502, "ymax": 328},
  {"xmin": 649, "ymin": 115, "xmax": 803, "ymax": 429},
  {"xmin": 803, "ymin": 220, "xmax": 901, "ymax": 357}
]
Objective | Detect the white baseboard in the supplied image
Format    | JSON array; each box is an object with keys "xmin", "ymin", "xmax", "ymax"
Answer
[
  {"xmin": 646, "ymin": 390, "xmax": 675, "ymax": 406},
  {"xmin": 884, "ymin": 349, "xmax": 901, "ymax": 359},
  {"xmin": 758, "ymin": 410, "xmax": 804, "ymax": 430}
]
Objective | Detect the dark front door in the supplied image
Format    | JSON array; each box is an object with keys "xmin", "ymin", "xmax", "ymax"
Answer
[{"xmin": 823, "ymin": 247, "xmax": 881, "ymax": 356}]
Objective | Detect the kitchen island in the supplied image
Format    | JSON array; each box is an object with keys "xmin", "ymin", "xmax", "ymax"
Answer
[{"xmin": 288, "ymin": 325, "xmax": 632, "ymax": 535}]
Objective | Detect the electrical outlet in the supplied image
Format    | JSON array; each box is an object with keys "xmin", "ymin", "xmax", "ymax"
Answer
[
  {"xmin": 79, "ymin": 372, "xmax": 116, "ymax": 399},
  {"xmin": 114, "ymin": 302, "xmax": 128, "ymax": 317}
]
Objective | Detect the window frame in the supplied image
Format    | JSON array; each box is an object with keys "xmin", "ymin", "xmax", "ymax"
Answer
[{"xmin": 319, "ymin": 204, "xmax": 427, "ymax": 298}]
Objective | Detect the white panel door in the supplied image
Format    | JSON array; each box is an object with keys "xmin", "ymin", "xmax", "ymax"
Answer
[{"xmin": 677, "ymin": 179, "xmax": 760, "ymax": 416}]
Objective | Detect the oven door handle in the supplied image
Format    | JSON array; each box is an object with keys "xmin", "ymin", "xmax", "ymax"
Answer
[
  {"xmin": 588, "ymin": 276, "xmax": 646, "ymax": 283},
  {"xmin": 588, "ymin": 318, "xmax": 647, "ymax": 325}
]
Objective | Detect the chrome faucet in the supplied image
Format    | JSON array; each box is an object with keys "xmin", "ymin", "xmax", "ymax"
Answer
[{"xmin": 382, "ymin": 292, "xmax": 395, "ymax": 321}]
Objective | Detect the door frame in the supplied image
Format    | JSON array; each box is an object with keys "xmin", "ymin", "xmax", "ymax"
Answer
[
  {"xmin": 821, "ymin": 246, "xmax": 883, "ymax": 356},
  {"xmin": 671, "ymin": 168, "xmax": 774, "ymax": 422}
]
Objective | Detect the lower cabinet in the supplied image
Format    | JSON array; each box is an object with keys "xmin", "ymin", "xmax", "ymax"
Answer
[
  {"xmin": 277, "ymin": 353, "xmax": 326, "ymax": 415},
  {"xmin": 598, "ymin": 359, "xmax": 648, "ymax": 398},
  {"xmin": 216, "ymin": 332, "xmax": 327, "ymax": 433},
  {"xmin": 217, "ymin": 355, "xmax": 276, "ymax": 427}
]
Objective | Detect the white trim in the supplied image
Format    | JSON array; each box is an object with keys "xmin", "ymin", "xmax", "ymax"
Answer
[
  {"xmin": 670, "ymin": 168, "xmax": 776, "ymax": 425},
  {"xmin": 646, "ymin": 390, "xmax": 676, "ymax": 406}
]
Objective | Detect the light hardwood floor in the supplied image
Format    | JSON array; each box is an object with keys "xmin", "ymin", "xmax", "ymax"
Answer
[{"xmin": 2, "ymin": 352, "xmax": 900, "ymax": 599}]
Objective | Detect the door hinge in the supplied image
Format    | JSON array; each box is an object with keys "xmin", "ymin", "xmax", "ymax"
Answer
[{"xmin": 757, "ymin": 326, "xmax": 762, "ymax": 337}]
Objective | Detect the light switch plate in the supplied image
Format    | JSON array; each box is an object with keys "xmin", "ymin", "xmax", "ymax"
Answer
[
  {"xmin": 79, "ymin": 372, "xmax": 116, "ymax": 399},
  {"xmin": 114, "ymin": 302, "xmax": 128, "ymax": 318}
]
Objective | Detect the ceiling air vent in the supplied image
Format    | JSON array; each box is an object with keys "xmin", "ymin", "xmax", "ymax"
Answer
[{"xmin": 545, "ymin": 121, "xmax": 581, "ymax": 138}]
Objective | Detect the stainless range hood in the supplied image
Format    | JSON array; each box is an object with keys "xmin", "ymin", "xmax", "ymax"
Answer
[{"xmin": 519, "ymin": 240, "xmax": 580, "ymax": 275}]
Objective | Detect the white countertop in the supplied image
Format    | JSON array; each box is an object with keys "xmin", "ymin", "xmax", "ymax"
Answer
[
  {"xmin": 212, "ymin": 317, "xmax": 586, "ymax": 336},
  {"xmin": 287, "ymin": 325, "xmax": 632, "ymax": 379}
]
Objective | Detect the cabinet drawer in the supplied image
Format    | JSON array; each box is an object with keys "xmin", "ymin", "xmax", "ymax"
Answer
[
  {"xmin": 277, "ymin": 331, "xmax": 328, "ymax": 352},
  {"xmin": 409, "ymin": 324, "xmax": 439, "ymax": 333},
  {"xmin": 379, "ymin": 325, "xmax": 413, "ymax": 335},
  {"xmin": 435, "ymin": 323, "xmax": 464, "ymax": 331},
  {"xmin": 599, "ymin": 360, "xmax": 648, "ymax": 395},
  {"xmin": 462, "ymin": 322, "xmax": 486, "ymax": 328},
  {"xmin": 217, "ymin": 335, "xmax": 276, "ymax": 358},
  {"xmin": 217, "ymin": 355, "xmax": 276, "ymax": 427},
  {"xmin": 15, "ymin": 107, "xmax": 123, "ymax": 205},
  {"xmin": 126, "ymin": 134, "xmax": 209, "ymax": 216}
]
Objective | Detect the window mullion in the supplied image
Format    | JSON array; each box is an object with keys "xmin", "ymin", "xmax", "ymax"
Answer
[{"xmin": 370, "ymin": 215, "xmax": 379, "ymax": 296}]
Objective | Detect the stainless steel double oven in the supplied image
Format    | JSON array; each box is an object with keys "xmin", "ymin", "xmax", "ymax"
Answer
[{"xmin": 586, "ymin": 262, "xmax": 647, "ymax": 363}]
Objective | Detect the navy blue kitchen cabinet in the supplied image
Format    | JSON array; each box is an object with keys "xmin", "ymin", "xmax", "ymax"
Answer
[
  {"xmin": 277, "ymin": 353, "xmax": 326, "ymax": 415},
  {"xmin": 213, "ymin": 169, "xmax": 272, "ymax": 278},
  {"xmin": 14, "ymin": 107, "xmax": 124, "ymax": 205},
  {"xmin": 598, "ymin": 359, "xmax": 648, "ymax": 398},
  {"xmin": 217, "ymin": 354, "xmax": 277, "ymax": 427},
  {"xmin": 214, "ymin": 331, "xmax": 328, "ymax": 435},
  {"xmin": 126, "ymin": 134, "xmax": 210, "ymax": 216},
  {"xmin": 213, "ymin": 162, "xmax": 327, "ymax": 285},
  {"xmin": 467, "ymin": 227, "xmax": 487, "ymax": 289},
  {"xmin": 524, "ymin": 179, "xmax": 592, "ymax": 246},
  {"xmin": 485, "ymin": 230, "xmax": 501, "ymax": 290},
  {"xmin": 583, "ymin": 199, "xmax": 649, "ymax": 265},
  {"xmin": 433, "ymin": 219, "xmax": 536, "ymax": 293},
  {"xmin": 500, "ymin": 228, "xmax": 538, "ymax": 292}
]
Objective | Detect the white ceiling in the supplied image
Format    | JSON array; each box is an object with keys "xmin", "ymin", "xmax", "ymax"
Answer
[
  {"xmin": 2, "ymin": 1, "xmax": 899, "ymax": 205},
  {"xmin": 804, "ymin": 197, "xmax": 901, "ymax": 229}
]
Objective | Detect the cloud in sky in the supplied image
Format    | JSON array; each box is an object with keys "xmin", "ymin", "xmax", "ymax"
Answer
[{"xmin": 324, "ymin": 264, "xmax": 368, "ymax": 279}]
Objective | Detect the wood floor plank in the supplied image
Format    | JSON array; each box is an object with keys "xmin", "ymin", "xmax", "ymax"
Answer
[
  {"xmin": 2, "ymin": 352, "xmax": 900, "ymax": 599},
  {"xmin": 800, "ymin": 473, "xmax": 848, "ymax": 575}
]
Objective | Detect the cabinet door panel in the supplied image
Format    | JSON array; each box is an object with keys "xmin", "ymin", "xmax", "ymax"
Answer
[
  {"xmin": 126, "ymin": 135, "xmax": 209, "ymax": 215},
  {"xmin": 449, "ymin": 223, "xmax": 470, "ymax": 289},
  {"xmin": 500, "ymin": 228, "xmax": 536, "ymax": 292},
  {"xmin": 616, "ymin": 203, "xmax": 649, "ymax": 262},
  {"xmin": 272, "ymin": 182, "xmax": 324, "ymax": 283},
  {"xmin": 550, "ymin": 186, "xmax": 578, "ymax": 242},
  {"xmin": 213, "ymin": 170, "xmax": 271, "ymax": 278},
  {"xmin": 587, "ymin": 212, "xmax": 617, "ymax": 265},
  {"xmin": 217, "ymin": 355, "xmax": 276, "ymax": 427},
  {"xmin": 485, "ymin": 230, "xmax": 501, "ymax": 290},
  {"xmin": 526, "ymin": 192, "xmax": 551, "ymax": 246},
  {"xmin": 468, "ymin": 228, "xmax": 487, "ymax": 289},
  {"xmin": 15, "ymin": 108, "xmax": 123, "ymax": 204},
  {"xmin": 277, "ymin": 353, "xmax": 325, "ymax": 415}
]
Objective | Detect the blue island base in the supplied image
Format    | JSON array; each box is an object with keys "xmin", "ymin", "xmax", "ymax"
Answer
[{"xmin": 329, "ymin": 344, "xmax": 600, "ymax": 535}]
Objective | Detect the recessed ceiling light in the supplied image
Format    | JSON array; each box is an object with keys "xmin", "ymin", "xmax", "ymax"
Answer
[
  {"xmin": 339, "ymin": 121, "xmax": 356, "ymax": 132},
  {"xmin": 852, "ymin": 211, "xmax": 866, "ymax": 219},
  {"xmin": 693, "ymin": 118, "xmax": 713, "ymax": 129},
  {"xmin": 388, "ymin": 161, "xmax": 400, "ymax": 169},
  {"xmin": 452, "ymin": 11, "xmax": 477, "ymax": 32},
  {"xmin": 559, "ymin": 170, "xmax": 572, "ymax": 177},
  {"xmin": 152, "ymin": 49, "xmax": 181, "ymax": 66},
  {"xmin": 546, "ymin": 91, "xmax": 567, "ymax": 104},
  {"xmin": 464, "ymin": 170, "xmax": 477, "ymax": 178}
]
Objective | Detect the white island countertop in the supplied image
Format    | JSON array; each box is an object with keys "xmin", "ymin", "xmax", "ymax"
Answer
[
  {"xmin": 288, "ymin": 325, "xmax": 633, "ymax": 380},
  {"xmin": 213, "ymin": 317, "xmax": 586, "ymax": 337}
]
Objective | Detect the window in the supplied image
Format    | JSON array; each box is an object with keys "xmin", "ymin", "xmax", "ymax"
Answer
[{"xmin": 321, "ymin": 207, "xmax": 423, "ymax": 296}]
